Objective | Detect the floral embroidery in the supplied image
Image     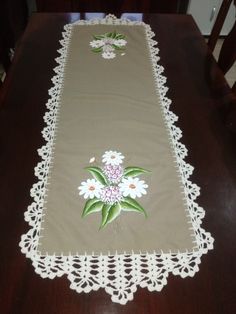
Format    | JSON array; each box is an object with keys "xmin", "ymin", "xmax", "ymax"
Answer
[
  {"xmin": 103, "ymin": 164, "xmax": 124, "ymax": 184},
  {"xmin": 78, "ymin": 151, "xmax": 150, "ymax": 228},
  {"xmin": 78, "ymin": 178, "xmax": 103, "ymax": 199},
  {"xmin": 90, "ymin": 32, "xmax": 127, "ymax": 59},
  {"xmin": 100, "ymin": 186, "xmax": 123, "ymax": 205},
  {"xmin": 119, "ymin": 177, "xmax": 148, "ymax": 199},
  {"xmin": 102, "ymin": 150, "xmax": 124, "ymax": 165}
]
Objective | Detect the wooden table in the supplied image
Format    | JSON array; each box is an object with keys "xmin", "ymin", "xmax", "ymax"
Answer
[{"xmin": 0, "ymin": 13, "xmax": 236, "ymax": 314}]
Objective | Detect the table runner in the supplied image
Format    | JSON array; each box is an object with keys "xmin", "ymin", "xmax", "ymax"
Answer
[{"xmin": 20, "ymin": 15, "xmax": 214, "ymax": 304}]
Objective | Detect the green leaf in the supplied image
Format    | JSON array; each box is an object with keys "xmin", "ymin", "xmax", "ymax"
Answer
[
  {"xmin": 111, "ymin": 31, "xmax": 117, "ymax": 38},
  {"xmin": 106, "ymin": 32, "xmax": 113, "ymax": 38},
  {"xmin": 100, "ymin": 203, "xmax": 121, "ymax": 229},
  {"xmin": 112, "ymin": 44, "xmax": 125, "ymax": 51},
  {"xmin": 124, "ymin": 167, "xmax": 150, "ymax": 178},
  {"xmin": 100, "ymin": 204, "xmax": 112, "ymax": 228},
  {"xmin": 82, "ymin": 198, "xmax": 103, "ymax": 217},
  {"xmin": 116, "ymin": 34, "xmax": 125, "ymax": 39},
  {"xmin": 85, "ymin": 167, "xmax": 108, "ymax": 185},
  {"xmin": 121, "ymin": 197, "xmax": 147, "ymax": 217},
  {"xmin": 93, "ymin": 34, "xmax": 105, "ymax": 40},
  {"xmin": 92, "ymin": 47, "xmax": 102, "ymax": 53},
  {"xmin": 106, "ymin": 203, "xmax": 121, "ymax": 224}
]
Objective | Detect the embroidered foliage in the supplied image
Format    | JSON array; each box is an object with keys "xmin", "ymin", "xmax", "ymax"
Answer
[
  {"xmin": 78, "ymin": 151, "xmax": 150, "ymax": 228},
  {"xmin": 90, "ymin": 31, "xmax": 127, "ymax": 59}
]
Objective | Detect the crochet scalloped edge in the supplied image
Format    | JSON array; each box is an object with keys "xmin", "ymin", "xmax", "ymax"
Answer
[{"xmin": 19, "ymin": 14, "xmax": 214, "ymax": 305}]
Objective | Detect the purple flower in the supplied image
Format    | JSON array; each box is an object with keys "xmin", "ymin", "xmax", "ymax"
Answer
[
  {"xmin": 103, "ymin": 164, "xmax": 124, "ymax": 184},
  {"xmin": 100, "ymin": 186, "xmax": 123, "ymax": 205}
]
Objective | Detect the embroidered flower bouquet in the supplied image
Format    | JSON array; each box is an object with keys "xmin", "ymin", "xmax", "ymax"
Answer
[
  {"xmin": 90, "ymin": 31, "xmax": 127, "ymax": 59},
  {"xmin": 78, "ymin": 151, "xmax": 150, "ymax": 228}
]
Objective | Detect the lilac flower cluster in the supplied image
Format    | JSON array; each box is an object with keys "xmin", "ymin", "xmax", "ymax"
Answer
[
  {"xmin": 103, "ymin": 164, "xmax": 124, "ymax": 184},
  {"xmin": 100, "ymin": 186, "xmax": 123, "ymax": 205}
]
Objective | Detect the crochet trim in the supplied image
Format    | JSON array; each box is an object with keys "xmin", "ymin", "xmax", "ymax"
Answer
[{"xmin": 19, "ymin": 15, "xmax": 214, "ymax": 305}]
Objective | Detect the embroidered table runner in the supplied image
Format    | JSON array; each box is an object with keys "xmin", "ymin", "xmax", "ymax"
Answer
[{"xmin": 20, "ymin": 15, "xmax": 214, "ymax": 304}]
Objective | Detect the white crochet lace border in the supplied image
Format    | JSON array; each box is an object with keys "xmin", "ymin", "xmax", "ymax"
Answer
[{"xmin": 19, "ymin": 15, "xmax": 214, "ymax": 305}]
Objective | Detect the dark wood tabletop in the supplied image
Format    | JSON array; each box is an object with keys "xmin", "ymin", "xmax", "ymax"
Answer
[{"xmin": 0, "ymin": 13, "xmax": 236, "ymax": 314}]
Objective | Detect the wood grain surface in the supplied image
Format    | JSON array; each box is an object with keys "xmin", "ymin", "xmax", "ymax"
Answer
[
  {"xmin": 35, "ymin": 1, "xmax": 188, "ymax": 14},
  {"xmin": 0, "ymin": 13, "xmax": 235, "ymax": 314}
]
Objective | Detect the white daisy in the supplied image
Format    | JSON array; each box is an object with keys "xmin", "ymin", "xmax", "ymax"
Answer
[
  {"xmin": 78, "ymin": 178, "xmax": 103, "ymax": 199},
  {"xmin": 90, "ymin": 40, "xmax": 104, "ymax": 48},
  {"xmin": 119, "ymin": 177, "xmax": 148, "ymax": 199},
  {"xmin": 102, "ymin": 151, "xmax": 124, "ymax": 165},
  {"xmin": 114, "ymin": 39, "xmax": 127, "ymax": 46},
  {"xmin": 102, "ymin": 51, "xmax": 116, "ymax": 59}
]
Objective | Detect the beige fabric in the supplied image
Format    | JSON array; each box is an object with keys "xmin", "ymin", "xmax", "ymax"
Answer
[{"xmin": 38, "ymin": 25, "xmax": 195, "ymax": 255}]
